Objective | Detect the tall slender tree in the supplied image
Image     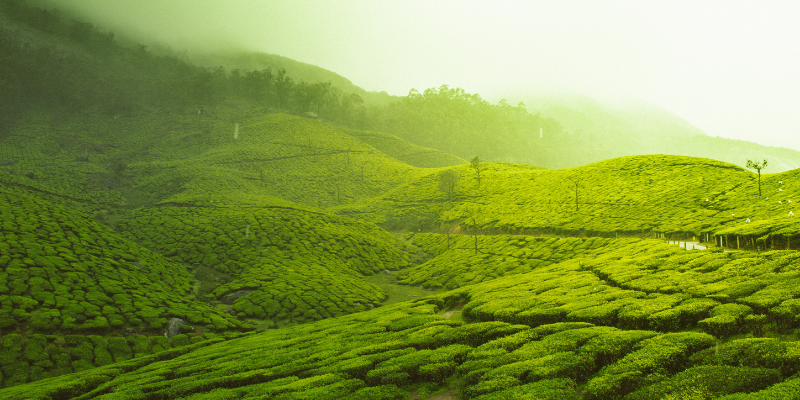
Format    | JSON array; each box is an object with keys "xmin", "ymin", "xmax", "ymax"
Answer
[
  {"xmin": 746, "ymin": 159, "xmax": 768, "ymax": 198},
  {"xmin": 470, "ymin": 156, "xmax": 482, "ymax": 189}
]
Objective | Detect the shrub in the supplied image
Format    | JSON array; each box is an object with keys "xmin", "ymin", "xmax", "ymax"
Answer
[
  {"xmin": 107, "ymin": 337, "xmax": 132, "ymax": 362},
  {"xmin": 340, "ymin": 384, "xmax": 407, "ymax": 400},
  {"xmin": 470, "ymin": 378, "xmax": 578, "ymax": 400},
  {"xmin": 583, "ymin": 332, "xmax": 714, "ymax": 399},
  {"xmin": 690, "ymin": 338, "xmax": 800, "ymax": 377},
  {"xmin": 716, "ymin": 376, "xmax": 800, "ymax": 399},
  {"xmin": 699, "ymin": 314, "xmax": 740, "ymax": 337},
  {"xmin": 625, "ymin": 365, "xmax": 781, "ymax": 400},
  {"xmin": 418, "ymin": 361, "xmax": 456, "ymax": 383}
]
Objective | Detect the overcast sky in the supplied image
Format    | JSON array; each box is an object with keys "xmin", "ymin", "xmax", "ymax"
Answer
[{"xmin": 46, "ymin": 0, "xmax": 800, "ymax": 151}]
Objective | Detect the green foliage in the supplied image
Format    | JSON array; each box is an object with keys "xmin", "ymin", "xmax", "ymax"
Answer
[
  {"xmin": 583, "ymin": 332, "xmax": 715, "ymax": 399},
  {"xmin": 470, "ymin": 378, "xmax": 578, "ymax": 400},
  {"xmin": 403, "ymin": 234, "xmax": 626, "ymax": 290},
  {"xmin": 690, "ymin": 338, "xmax": 800, "ymax": 377},
  {"xmin": 350, "ymin": 154, "xmax": 800, "ymax": 240},
  {"xmin": 365, "ymin": 85, "xmax": 560, "ymax": 166},
  {"xmin": 117, "ymin": 203, "xmax": 410, "ymax": 323},
  {"xmin": 626, "ymin": 365, "xmax": 781, "ymax": 400},
  {"xmin": 4, "ymin": 4, "xmax": 800, "ymax": 396},
  {"xmin": 345, "ymin": 129, "xmax": 465, "ymax": 168},
  {"xmin": 0, "ymin": 187, "xmax": 247, "ymax": 333},
  {"xmin": 717, "ymin": 376, "xmax": 800, "ymax": 399}
]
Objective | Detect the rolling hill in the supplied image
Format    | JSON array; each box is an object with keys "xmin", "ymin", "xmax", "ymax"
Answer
[
  {"xmin": 340, "ymin": 154, "xmax": 800, "ymax": 246},
  {"xmin": 4, "ymin": 1, "xmax": 800, "ymax": 398}
]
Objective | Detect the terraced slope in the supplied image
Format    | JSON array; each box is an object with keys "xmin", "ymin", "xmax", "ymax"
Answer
[
  {"xmin": 0, "ymin": 110, "xmax": 434, "ymax": 212},
  {"xmin": 0, "ymin": 186, "xmax": 251, "ymax": 387},
  {"xmin": 130, "ymin": 112, "xmax": 429, "ymax": 208},
  {"xmin": 6, "ymin": 239, "xmax": 800, "ymax": 399},
  {"xmin": 116, "ymin": 202, "xmax": 411, "ymax": 325},
  {"xmin": 400, "ymin": 234, "xmax": 632, "ymax": 290},
  {"xmin": 342, "ymin": 155, "xmax": 800, "ymax": 239},
  {"xmin": 344, "ymin": 129, "xmax": 466, "ymax": 168}
]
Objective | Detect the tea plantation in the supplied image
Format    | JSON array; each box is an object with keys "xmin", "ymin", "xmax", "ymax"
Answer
[
  {"xmin": 0, "ymin": 186, "xmax": 251, "ymax": 387},
  {"xmin": 5, "ymin": 238, "xmax": 800, "ymax": 399},
  {"xmin": 343, "ymin": 129, "xmax": 466, "ymax": 168},
  {"xmin": 5, "ymin": 108, "xmax": 800, "ymax": 396},
  {"xmin": 343, "ymin": 154, "xmax": 800, "ymax": 242},
  {"xmin": 0, "ymin": 110, "xmax": 437, "ymax": 212},
  {"xmin": 399, "ymin": 234, "xmax": 633, "ymax": 290},
  {"xmin": 8, "ymin": 5, "xmax": 800, "ymax": 396},
  {"xmin": 115, "ymin": 203, "xmax": 411, "ymax": 324}
]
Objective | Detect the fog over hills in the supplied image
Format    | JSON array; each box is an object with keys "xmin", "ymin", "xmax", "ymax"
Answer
[{"xmin": 5, "ymin": 1, "xmax": 800, "ymax": 398}]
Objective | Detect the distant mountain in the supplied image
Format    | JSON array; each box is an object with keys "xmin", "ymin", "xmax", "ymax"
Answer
[{"xmin": 524, "ymin": 95, "xmax": 800, "ymax": 172}]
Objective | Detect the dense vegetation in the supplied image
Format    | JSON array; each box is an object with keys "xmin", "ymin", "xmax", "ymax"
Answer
[
  {"xmin": 5, "ymin": 240, "xmax": 800, "ymax": 398},
  {"xmin": 342, "ymin": 154, "xmax": 800, "ymax": 245},
  {"xmin": 363, "ymin": 86, "xmax": 565, "ymax": 165},
  {"xmin": 117, "ymin": 204, "xmax": 411, "ymax": 325},
  {"xmin": 4, "ymin": 1, "xmax": 800, "ymax": 397}
]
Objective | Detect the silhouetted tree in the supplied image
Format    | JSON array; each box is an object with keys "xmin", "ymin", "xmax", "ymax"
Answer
[
  {"xmin": 470, "ymin": 156, "xmax": 482, "ymax": 189},
  {"xmin": 438, "ymin": 170, "xmax": 459, "ymax": 202},
  {"xmin": 274, "ymin": 68, "xmax": 293, "ymax": 108},
  {"xmin": 572, "ymin": 180, "xmax": 580, "ymax": 211},
  {"xmin": 746, "ymin": 159, "xmax": 768, "ymax": 198},
  {"xmin": 465, "ymin": 204, "xmax": 482, "ymax": 254}
]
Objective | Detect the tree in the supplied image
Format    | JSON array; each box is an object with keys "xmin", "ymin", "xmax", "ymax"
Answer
[
  {"xmin": 273, "ymin": 68, "xmax": 293, "ymax": 108},
  {"xmin": 438, "ymin": 170, "xmax": 459, "ymax": 202},
  {"xmin": 470, "ymin": 156, "xmax": 482, "ymax": 189},
  {"xmin": 746, "ymin": 159, "xmax": 768, "ymax": 198},
  {"xmin": 465, "ymin": 204, "xmax": 482, "ymax": 254},
  {"xmin": 572, "ymin": 179, "xmax": 580, "ymax": 211}
]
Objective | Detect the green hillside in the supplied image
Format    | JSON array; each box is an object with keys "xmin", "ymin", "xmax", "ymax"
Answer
[
  {"xmin": 344, "ymin": 129, "xmax": 466, "ymax": 168},
  {"xmin": 5, "ymin": 1, "xmax": 800, "ymax": 397},
  {"xmin": 0, "ymin": 109, "xmax": 454, "ymax": 211},
  {"xmin": 116, "ymin": 204, "xmax": 411, "ymax": 325},
  {"xmin": 5, "ymin": 240, "xmax": 800, "ymax": 399},
  {"xmin": 399, "ymin": 234, "xmax": 633, "ymax": 290},
  {"xmin": 343, "ymin": 154, "xmax": 800, "ymax": 243},
  {"xmin": 0, "ymin": 186, "xmax": 253, "ymax": 387}
]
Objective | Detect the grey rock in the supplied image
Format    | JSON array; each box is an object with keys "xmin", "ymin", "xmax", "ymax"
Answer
[
  {"xmin": 165, "ymin": 318, "xmax": 186, "ymax": 338},
  {"xmin": 25, "ymin": 171, "xmax": 35, "ymax": 179},
  {"xmin": 76, "ymin": 155, "xmax": 89, "ymax": 162},
  {"xmin": 44, "ymin": 162, "xmax": 58, "ymax": 167},
  {"xmin": 0, "ymin": 160, "xmax": 17, "ymax": 166},
  {"xmin": 162, "ymin": 279, "xmax": 171, "ymax": 285}
]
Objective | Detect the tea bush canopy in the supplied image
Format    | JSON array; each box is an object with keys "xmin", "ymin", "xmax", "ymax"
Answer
[{"xmin": 6, "ymin": 1, "xmax": 800, "ymax": 397}]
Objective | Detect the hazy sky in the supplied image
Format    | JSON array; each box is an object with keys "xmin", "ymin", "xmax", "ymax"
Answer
[{"xmin": 47, "ymin": 0, "xmax": 800, "ymax": 151}]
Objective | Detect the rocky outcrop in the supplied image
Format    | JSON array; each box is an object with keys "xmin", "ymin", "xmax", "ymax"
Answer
[{"xmin": 165, "ymin": 317, "xmax": 186, "ymax": 337}]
